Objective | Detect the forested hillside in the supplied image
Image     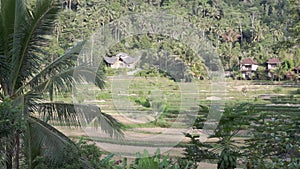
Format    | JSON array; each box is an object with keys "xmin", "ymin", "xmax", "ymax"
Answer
[
  {"xmin": 1, "ymin": 1, "xmax": 299, "ymax": 168},
  {"xmin": 50, "ymin": 0, "xmax": 299, "ymax": 78}
]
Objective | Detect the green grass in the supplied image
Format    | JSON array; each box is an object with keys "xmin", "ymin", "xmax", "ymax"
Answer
[
  {"xmin": 51, "ymin": 77, "xmax": 300, "ymax": 162},
  {"xmin": 121, "ymin": 122, "xmax": 157, "ymax": 129},
  {"xmin": 52, "ymin": 76, "xmax": 300, "ymax": 130}
]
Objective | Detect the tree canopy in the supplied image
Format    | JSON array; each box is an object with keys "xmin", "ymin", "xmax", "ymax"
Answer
[{"xmin": 49, "ymin": 0, "xmax": 299, "ymax": 78}]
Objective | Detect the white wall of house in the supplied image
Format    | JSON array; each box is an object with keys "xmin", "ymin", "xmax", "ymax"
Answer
[
  {"xmin": 240, "ymin": 65, "xmax": 250, "ymax": 71},
  {"xmin": 240, "ymin": 64, "xmax": 258, "ymax": 71},
  {"xmin": 252, "ymin": 64, "xmax": 258, "ymax": 71},
  {"xmin": 242, "ymin": 72, "xmax": 246, "ymax": 79},
  {"xmin": 267, "ymin": 63, "xmax": 278, "ymax": 70},
  {"xmin": 110, "ymin": 60, "xmax": 137, "ymax": 69},
  {"xmin": 110, "ymin": 60, "xmax": 121, "ymax": 68}
]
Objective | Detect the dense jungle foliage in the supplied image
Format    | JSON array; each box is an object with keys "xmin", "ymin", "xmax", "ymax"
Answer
[
  {"xmin": 51, "ymin": 0, "xmax": 299, "ymax": 79},
  {"xmin": 0, "ymin": 0, "xmax": 299, "ymax": 168}
]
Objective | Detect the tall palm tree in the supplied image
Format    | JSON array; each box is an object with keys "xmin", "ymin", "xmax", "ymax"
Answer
[{"xmin": 0, "ymin": 0, "xmax": 122, "ymax": 168}]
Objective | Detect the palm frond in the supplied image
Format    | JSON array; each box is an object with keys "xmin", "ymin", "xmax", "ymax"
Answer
[
  {"xmin": 26, "ymin": 41, "xmax": 84, "ymax": 90},
  {"xmin": 8, "ymin": 0, "xmax": 31, "ymax": 90},
  {"xmin": 10, "ymin": 0, "xmax": 59, "ymax": 93},
  {"xmin": 26, "ymin": 65, "xmax": 105, "ymax": 100},
  {"xmin": 35, "ymin": 102, "xmax": 78, "ymax": 125},
  {"xmin": 0, "ymin": 136, "xmax": 15, "ymax": 168},
  {"xmin": 72, "ymin": 65, "xmax": 106, "ymax": 89},
  {"xmin": 0, "ymin": 0, "xmax": 16, "ymax": 57},
  {"xmin": 35, "ymin": 102, "xmax": 124, "ymax": 139},
  {"xmin": 26, "ymin": 116, "xmax": 77, "ymax": 168},
  {"xmin": 0, "ymin": 55, "xmax": 9, "ymax": 98}
]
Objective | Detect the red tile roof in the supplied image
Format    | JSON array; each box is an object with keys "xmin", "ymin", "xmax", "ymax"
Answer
[
  {"xmin": 267, "ymin": 57, "xmax": 281, "ymax": 63},
  {"xmin": 240, "ymin": 58, "xmax": 258, "ymax": 65},
  {"xmin": 286, "ymin": 71, "xmax": 294, "ymax": 76}
]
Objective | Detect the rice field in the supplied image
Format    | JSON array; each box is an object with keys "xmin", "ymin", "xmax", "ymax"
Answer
[{"xmin": 52, "ymin": 75, "xmax": 300, "ymax": 159}]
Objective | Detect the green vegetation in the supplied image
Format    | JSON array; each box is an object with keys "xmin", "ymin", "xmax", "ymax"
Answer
[
  {"xmin": 0, "ymin": 98, "xmax": 23, "ymax": 138},
  {"xmin": 0, "ymin": 0, "xmax": 122, "ymax": 168},
  {"xmin": 296, "ymin": 88, "xmax": 300, "ymax": 94},
  {"xmin": 1, "ymin": 0, "xmax": 300, "ymax": 168},
  {"xmin": 273, "ymin": 87, "xmax": 282, "ymax": 93},
  {"xmin": 134, "ymin": 96, "xmax": 151, "ymax": 108},
  {"xmin": 129, "ymin": 149, "xmax": 192, "ymax": 169},
  {"xmin": 48, "ymin": 0, "xmax": 299, "ymax": 80},
  {"xmin": 183, "ymin": 103, "xmax": 300, "ymax": 169},
  {"xmin": 34, "ymin": 137, "xmax": 193, "ymax": 169},
  {"xmin": 68, "ymin": 77, "xmax": 299, "ymax": 168},
  {"xmin": 32, "ymin": 138, "xmax": 119, "ymax": 169}
]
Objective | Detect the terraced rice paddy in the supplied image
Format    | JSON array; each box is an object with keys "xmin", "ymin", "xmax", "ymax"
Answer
[{"xmin": 53, "ymin": 76, "xmax": 300, "ymax": 159}]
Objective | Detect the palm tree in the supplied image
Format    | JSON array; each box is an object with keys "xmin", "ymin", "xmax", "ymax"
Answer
[
  {"xmin": 0, "ymin": 0, "xmax": 122, "ymax": 168},
  {"xmin": 272, "ymin": 65, "xmax": 286, "ymax": 81},
  {"xmin": 220, "ymin": 29, "xmax": 242, "ymax": 69}
]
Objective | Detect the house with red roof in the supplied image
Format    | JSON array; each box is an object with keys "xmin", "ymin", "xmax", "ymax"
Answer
[
  {"xmin": 267, "ymin": 58, "xmax": 282, "ymax": 70},
  {"xmin": 287, "ymin": 65, "xmax": 300, "ymax": 80},
  {"xmin": 240, "ymin": 58, "xmax": 258, "ymax": 79},
  {"xmin": 266, "ymin": 57, "xmax": 282, "ymax": 77}
]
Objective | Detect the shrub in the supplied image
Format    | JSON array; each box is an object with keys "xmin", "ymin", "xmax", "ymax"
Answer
[
  {"xmin": 134, "ymin": 68, "xmax": 160, "ymax": 77},
  {"xmin": 0, "ymin": 98, "xmax": 23, "ymax": 138},
  {"xmin": 135, "ymin": 97, "xmax": 151, "ymax": 107},
  {"xmin": 273, "ymin": 87, "xmax": 282, "ymax": 93},
  {"xmin": 130, "ymin": 149, "xmax": 193, "ymax": 169},
  {"xmin": 35, "ymin": 138, "xmax": 119, "ymax": 169},
  {"xmin": 151, "ymin": 118, "xmax": 171, "ymax": 128},
  {"xmin": 96, "ymin": 92, "xmax": 112, "ymax": 100},
  {"xmin": 296, "ymin": 88, "xmax": 300, "ymax": 94}
]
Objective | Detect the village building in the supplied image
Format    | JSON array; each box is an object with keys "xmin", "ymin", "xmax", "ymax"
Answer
[
  {"xmin": 295, "ymin": 65, "xmax": 300, "ymax": 79},
  {"xmin": 286, "ymin": 71, "xmax": 295, "ymax": 80},
  {"xmin": 286, "ymin": 65, "xmax": 300, "ymax": 80},
  {"xmin": 266, "ymin": 57, "xmax": 282, "ymax": 77},
  {"xmin": 104, "ymin": 52, "xmax": 140, "ymax": 69},
  {"xmin": 266, "ymin": 58, "xmax": 282, "ymax": 70},
  {"xmin": 240, "ymin": 58, "xmax": 258, "ymax": 79}
]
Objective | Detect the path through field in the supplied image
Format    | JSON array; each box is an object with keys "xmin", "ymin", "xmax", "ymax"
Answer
[
  {"xmin": 57, "ymin": 78, "xmax": 297, "ymax": 168},
  {"xmin": 57, "ymin": 127, "xmax": 217, "ymax": 169}
]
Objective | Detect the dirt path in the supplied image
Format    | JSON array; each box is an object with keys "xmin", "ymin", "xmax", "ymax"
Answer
[
  {"xmin": 57, "ymin": 126, "xmax": 227, "ymax": 168},
  {"xmin": 57, "ymin": 126, "xmax": 188, "ymax": 155}
]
